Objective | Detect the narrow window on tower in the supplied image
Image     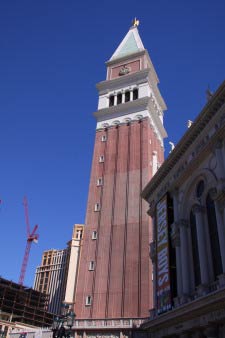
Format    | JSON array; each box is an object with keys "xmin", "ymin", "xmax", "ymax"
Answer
[
  {"xmin": 89, "ymin": 261, "xmax": 95, "ymax": 271},
  {"xmin": 92, "ymin": 231, "xmax": 97, "ymax": 240},
  {"xmin": 94, "ymin": 203, "xmax": 100, "ymax": 212},
  {"xmin": 117, "ymin": 93, "xmax": 122, "ymax": 105},
  {"xmin": 97, "ymin": 178, "xmax": 103, "ymax": 186},
  {"xmin": 133, "ymin": 88, "xmax": 138, "ymax": 100},
  {"xmin": 101, "ymin": 135, "xmax": 107, "ymax": 142},
  {"xmin": 152, "ymin": 151, "xmax": 158, "ymax": 176},
  {"xmin": 85, "ymin": 295, "xmax": 92, "ymax": 306},
  {"xmin": 99, "ymin": 155, "xmax": 104, "ymax": 163},
  {"xmin": 125, "ymin": 91, "xmax": 130, "ymax": 102},
  {"xmin": 109, "ymin": 95, "xmax": 114, "ymax": 107}
]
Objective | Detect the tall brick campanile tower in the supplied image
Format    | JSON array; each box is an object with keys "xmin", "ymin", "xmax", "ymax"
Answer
[{"xmin": 74, "ymin": 23, "xmax": 167, "ymax": 327}]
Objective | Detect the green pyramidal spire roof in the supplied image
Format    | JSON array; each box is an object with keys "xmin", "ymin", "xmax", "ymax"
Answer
[
  {"xmin": 115, "ymin": 32, "xmax": 139, "ymax": 58},
  {"xmin": 110, "ymin": 26, "xmax": 145, "ymax": 61}
]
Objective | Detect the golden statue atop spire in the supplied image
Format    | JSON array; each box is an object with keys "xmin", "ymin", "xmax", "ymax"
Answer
[{"xmin": 132, "ymin": 18, "xmax": 140, "ymax": 27}]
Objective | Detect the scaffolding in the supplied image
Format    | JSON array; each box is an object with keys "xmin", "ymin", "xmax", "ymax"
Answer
[{"xmin": 0, "ymin": 277, "xmax": 54, "ymax": 328}]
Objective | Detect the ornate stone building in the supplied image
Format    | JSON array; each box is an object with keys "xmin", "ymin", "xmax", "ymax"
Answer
[{"xmin": 142, "ymin": 80, "xmax": 225, "ymax": 337}]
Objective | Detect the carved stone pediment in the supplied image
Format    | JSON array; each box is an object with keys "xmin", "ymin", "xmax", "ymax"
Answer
[{"xmin": 119, "ymin": 65, "xmax": 131, "ymax": 76}]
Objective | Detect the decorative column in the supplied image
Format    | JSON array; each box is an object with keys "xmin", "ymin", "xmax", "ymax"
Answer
[
  {"xmin": 170, "ymin": 222, "xmax": 182, "ymax": 298},
  {"xmin": 178, "ymin": 219, "xmax": 191, "ymax": 297},
  {"xmin": 122, "ymin": 91, "xmax": 125, "ymax": 103},
  {"xmin": 171, "ymin": 189, "xmax": 183, "ymax": 298},
  {"xmin": 114, "ymin": 93, "xmax": 118, "ymax": 105},
  {"xmin": 215, "ymin": 140, "xmax": 225, "ymax": 183},
  {"xmin": 192, "ymin": 204, "xmax": 210, "ymax": 286},
  {"xmin": 130, "ymin": 89, "xmax": 133, "ymax": 101},
  {"xmin": 209, "ymin": 188, "xmax": 225, "ymax": 274}
]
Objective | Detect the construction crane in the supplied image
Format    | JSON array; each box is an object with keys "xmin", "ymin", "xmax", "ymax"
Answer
[{"xmin": 18, "ymin": 196, "xmax": 39, "ymax": 285}]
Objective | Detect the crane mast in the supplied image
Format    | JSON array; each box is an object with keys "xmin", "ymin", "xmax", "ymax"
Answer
[{"xmin": 18, "ymin": 196, "xmax": 39, "ymax": 286}]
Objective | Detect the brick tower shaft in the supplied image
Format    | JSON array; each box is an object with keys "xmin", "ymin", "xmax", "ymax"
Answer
[{"xmin": 74, "ymin": 23, "xmax": 167, "ymax": 320}]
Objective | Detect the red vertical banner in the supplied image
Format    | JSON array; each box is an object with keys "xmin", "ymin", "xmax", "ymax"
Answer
[{"xmin": 156, "ymin": 195, "xmax": 172, "ymax": 314}]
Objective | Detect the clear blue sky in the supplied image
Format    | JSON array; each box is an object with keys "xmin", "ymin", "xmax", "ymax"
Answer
[{"xmin": 0, "ymin": 0, "xmax": 225, "ymax": 287}]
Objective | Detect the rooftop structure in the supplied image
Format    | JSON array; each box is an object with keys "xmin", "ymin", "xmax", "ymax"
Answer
[{"xmin": 0, "ymin": 276, "xmax": 53, "ymax": 332}]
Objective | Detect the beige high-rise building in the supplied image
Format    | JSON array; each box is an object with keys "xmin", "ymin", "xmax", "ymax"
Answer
[
  {"xmin": 33, "ymin": 224, "xmax": 84, "ymax": 314},
  {"xmin": 64, "ymin": 224, "xmax": 84, "ymax": 305},
  {"xmin": 34, "ymin": 248, "xmax": 68, "ymax": 314}
]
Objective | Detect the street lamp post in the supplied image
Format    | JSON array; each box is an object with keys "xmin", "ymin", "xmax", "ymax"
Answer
[{"xmin": 52, "ymin": 304, "xmax": 76, "ymax": 338}]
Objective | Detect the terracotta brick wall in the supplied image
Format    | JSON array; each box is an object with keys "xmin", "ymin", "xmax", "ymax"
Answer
[{"xmin": 74, "ymin": 118, "xmax": 163, "ymax": 319}]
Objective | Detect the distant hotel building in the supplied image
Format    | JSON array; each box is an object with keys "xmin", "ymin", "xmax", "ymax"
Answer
[
  {"xmin": 64, "ymin": 224, "xmax": 84, "ymax": 305},
  {"xmin": 34, "ymin": 248, "xmax": 68, "ymax": 314},
  {"xmin": 34, "ymin": 224, "xmax": 84, "ymax": 314}
]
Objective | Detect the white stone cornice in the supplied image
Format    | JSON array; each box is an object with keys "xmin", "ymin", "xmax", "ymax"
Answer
[
  {"xmin": 97, "ymin": 68, "xmax": 167, "ymax": 112},
  {"xmin": 94, "ymin": 97, "xmax": 167, "ymax": 142},
  {"xmin": 96, "ymin": 69, "xmax": 150, "ymax": 94},
  {"xmin": 148, "ymin": 99, "xmax": 168, "ymax": 139},
  {"xmin": 94, "ymin": 97, "xmax": 149, "ymax": 118},
  {"xmin": 106, "ymin": 50, "xmax": 146, "ymax": 67},
  {"xmin": 141, "ymin": 287, "xmax": 225, "ymax": 333}
]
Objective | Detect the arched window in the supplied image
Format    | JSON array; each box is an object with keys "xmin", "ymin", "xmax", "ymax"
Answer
[
  {"xmin": 206, "ymin": 194, "xmax": 223, "ymax": 277},
  {"xmin": 125, "ymin": 91, "xmax": 130, "ymax": 102},
  {"xmin": 117, "ymin": 93, "xmax": 122, "ymax": 105},
  {"xmin": 196, "ymin": 180, "xmax": 204, "ymax": 198},
  {"xmin": 109, "ymin": 95, "xmax": 114, "ymax": 107},
  {"xmin": 190, "ymin": 210, "xmax": 201, "ymax": 287},
  {"xmin": 133, "ymin": 88, "xmax": 138, "ymax": 100}
]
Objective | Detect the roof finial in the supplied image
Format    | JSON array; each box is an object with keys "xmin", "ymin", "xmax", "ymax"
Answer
[
  {"xmin": 206, "ymin": 85, "xmax": 213, "ymax": 101},
  {"xmin": 132, "ymin": 18, "xmax": 140, "ymax": 27},
  {"xmin": 169, "ymin": 141, "xmax": 175, "ymax": 153},
  {"xmin": 187, "ymin": 120, "xmax": 193, "ymax": 128}
]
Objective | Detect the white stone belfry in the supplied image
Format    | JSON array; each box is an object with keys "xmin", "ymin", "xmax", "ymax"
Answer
[{"xmin": 94, "ymin": 25, "xmax": 167, "ymax": 147}]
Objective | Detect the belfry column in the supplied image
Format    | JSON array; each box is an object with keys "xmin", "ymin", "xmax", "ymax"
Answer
[{"xmin": 130, "ymin": 89, "xmax": 133, "ymax": 101}]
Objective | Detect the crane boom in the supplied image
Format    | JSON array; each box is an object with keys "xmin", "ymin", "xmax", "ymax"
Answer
[
  {"xmin": 23, "ymin": 196, "xmax": 30, "ymax": 238},
  {"xmin": 18, "ymin": 241, "xmax": 32, "ymax": 285},
  {"xmin": 19, "ymin": 197, "xmax": 39, "ymax": 285}
]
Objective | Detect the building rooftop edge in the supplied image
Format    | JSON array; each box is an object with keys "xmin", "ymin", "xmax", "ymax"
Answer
[{"xmin": 142, "ymin": 79, "xmax": 225, "ymax": 200}]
